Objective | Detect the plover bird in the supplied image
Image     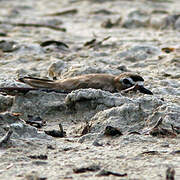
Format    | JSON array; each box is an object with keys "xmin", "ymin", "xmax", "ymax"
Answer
[{"xmin": 18, "ymin": 72, "xmax": 153, "ymax": 95}]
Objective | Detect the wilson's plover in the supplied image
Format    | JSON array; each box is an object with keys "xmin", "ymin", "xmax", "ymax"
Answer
[{"xmin": 18, "ymin": 72, "xmax": 153, "ymax": 95}]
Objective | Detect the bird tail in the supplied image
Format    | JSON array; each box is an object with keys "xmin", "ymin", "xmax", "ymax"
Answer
[{"xmin": 18, "ymin": 77, "xmax": 55, "ymax": 89}]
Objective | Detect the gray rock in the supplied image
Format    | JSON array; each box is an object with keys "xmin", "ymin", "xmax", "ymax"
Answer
[
  {"xmin": 0, "ymin": 40, "xmax": 19, "ymax": 52},
  {"xmin": 5, "ymin": 87, "xmax": 179, "ymax": 143},
  {"xmin": 0, "ymin": 113, "xmax": 50, "ymax": 140},
  {"xmin": 0, "ymin": 94, "xmax": 13, "ymax": 113},
  {"xmin": 11, "ymin": 91, "xmax": 67, "ymax": 120},
  {"xmin": 17, "ymin": 43, "xmax": 44, "ymax": 55},
  {"xmin": 77, "ymin": 94, "xmax": 180, "ymax": 143},
  {"xmin": 65, "ymin": 89, "xmax": 131, "ymax": 108},
  {"xmin": 135, "ymin": 96, "xmax": 163, "ymax": 111},
  {"xmin": 10, "ymin": 122, "xmax": 49, "ymax": 139},
  {"xmin": 79, "ymin": 97, "xmax": 164, "ymax": 143},
  {"xmin": 150, "ymin": 15, "xmax": 166, "ymax": 29},
  {"xmin": 78, "ymin": 133, "xmax": 99, "ymax": 143},
  {"xmin": 174, "ymin": 16, "xmax": 180, "ymax": 30},
  {"xmin": 65, "ymin": 89, "xmax": 165, "ymax": 133},
  {"xmin": 43, "ymin": 44, "xmax": 69, "ymax": 53},
  {"xmin": 162, "ymin": 14, "xmax": 180, "ymax": 29},
  {"xmin": 116, "ymin": 45, "xmax": 160, "ymax": 61},
  {"xmin": 90, "ymin": 103, "xmax": 148, "ymax": 134},
  {"xmin": 122, "ymin": 10, "xmax": 150, "ymax": 28},
  {"xmin": 65, "ymin": 89, "xmax": 132, "ymax": 122},
  {"xmin": 165, "ymin": 104, "xmax": 180, "ymax": 126},
  {"xmin": 88, "ymin": 94, "xmax": 179, "ymax": 135},
  {"xmin": 9, "ymin": 88, "xmax": 166, "ymax": 127},
  {"xmin": 16, "ymin": 68, "xmax": 41, "ymax": 79},
  {"xmin": 10, "ymin": 88, "xmax": 131, "ymax": 123},
  {"xmin": 0, "ymin": 78, "xmax": 28, "ymax": 88}
]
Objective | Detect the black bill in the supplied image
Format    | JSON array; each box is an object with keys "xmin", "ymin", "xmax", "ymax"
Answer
[{"xmin": 138, "ymin": 85, "xmax": 153, "ymax": 95}]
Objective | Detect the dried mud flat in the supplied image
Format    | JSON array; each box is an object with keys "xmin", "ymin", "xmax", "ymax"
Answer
[{"xmin": 0, "ymin": 0, "xmax": 180, "ymax": 179}]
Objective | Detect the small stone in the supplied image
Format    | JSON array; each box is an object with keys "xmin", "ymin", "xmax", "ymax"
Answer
[
  {"xmin": 73, "ymin": 164, "xmax": 100, "ymax": 173},
  {"xmin": 162, "ymin": 14, "xmax": 180, "ymax": 29},
  {"xmin": 122, "ymin": 10, "xmax": 150, "ymax": 28},
  {"xmin": 0, "ymin": 94, "xmax": 13, "ymax": 112},
  {"xmin": 166, "ymin": 167, "xmax": 175, "ymax": 180},
  {"xmin": 104, "ymin": 126, "xmax": 122, "ymax": 136},
  {"xmin": 0, "ymin": 112, "xmax": 50, "ymax": 140},
  {"xmin": 32, "ymin": 161, "xmax": 48, "ymax": 166},
  {"xmin": 174, "ymin": 16, "xmax": 180, "ymax": 30},
  {"xmin": 0, "ymin": 40, "xmax": 19, "ymax": 52}
]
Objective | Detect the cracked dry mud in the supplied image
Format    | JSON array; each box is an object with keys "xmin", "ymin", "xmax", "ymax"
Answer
[{"xmin": 0, "ymin": 0, "xmax": 180, "ymax": 180}]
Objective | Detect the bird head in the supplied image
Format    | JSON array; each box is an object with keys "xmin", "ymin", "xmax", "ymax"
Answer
[{"xmin": 114, "ymin": 73, "xmax": 153, "ymax": 95}]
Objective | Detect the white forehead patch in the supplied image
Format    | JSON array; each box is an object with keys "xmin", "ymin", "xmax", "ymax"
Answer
[{"xmin": 137, "ymin": 81, "xmax": 144, "ymax": 86}]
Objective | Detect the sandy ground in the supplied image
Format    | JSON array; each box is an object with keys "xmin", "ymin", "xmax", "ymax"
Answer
[{"xmin": 0, "ymin": 0, "xmax": 179, "ymax": 179}]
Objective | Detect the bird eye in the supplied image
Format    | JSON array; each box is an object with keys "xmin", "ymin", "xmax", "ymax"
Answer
[{"xmin": 122, "ymin": 78, "xmax": 131, "ymax": 85}]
